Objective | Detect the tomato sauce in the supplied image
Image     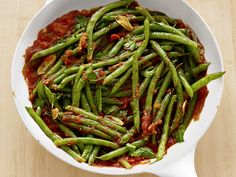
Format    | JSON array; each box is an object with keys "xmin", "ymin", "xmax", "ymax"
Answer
[
  {"xmin": 193, "ymin": 86, "xmax": 209, "ymax": 120},
  {"xmin": 141, "ymin": 111, "xmax": 152, "ymax": 136}
]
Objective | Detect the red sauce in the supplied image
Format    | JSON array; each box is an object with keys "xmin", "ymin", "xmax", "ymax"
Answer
[
  {"xmin": 176, "ymin": 19, "xmax": 187, "ymax": 28},
  {"xmin": 141, "ymin": 111, "xmax": 152, "ymax": 136},
  {"xmin": 110, "ymin": 34, "xmax": 121, "ymax": 42},
  {"xmin": 22, "ymin": 64, "xmax": 39, "ymax": 94},
  {"xmin": 128, "ymin": 1, "xmax": 139, "ymax": 9},
  {"xmin": 119, "ymin": 96, "xmax": 132, "ymax": 110},
  {"xmin": 94, "ymin": 160, "xmax": 120, "ymax": 168},
  {"xmin": 193, "ymin": 86, "xmax": 209, "ymax": 120},
  {"xmin": 146, "ymin": 141, "xmax": 158, "ymax": 153},
  {"xmin": 42, "ymin": 115, "xmax": 64, "ymax": 137},
  {"xmin": 166, "ymin": 137, "xmax": 176, "ymax": 149}
]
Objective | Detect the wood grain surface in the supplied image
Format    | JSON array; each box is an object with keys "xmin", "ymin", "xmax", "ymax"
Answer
[{"xmin": 0, "ymin": 0, "xmax": 235, "ymax": 176}]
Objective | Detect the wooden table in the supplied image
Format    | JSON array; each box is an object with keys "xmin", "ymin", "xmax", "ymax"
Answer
[{"xmin": 1, "ymin": 0, "xmax": 235, "ymax": 176}]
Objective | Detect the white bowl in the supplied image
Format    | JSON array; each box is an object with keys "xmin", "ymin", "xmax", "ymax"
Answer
[{"xmin": 11, "ymin": 0, "xmax": 224, "ymax": 176}]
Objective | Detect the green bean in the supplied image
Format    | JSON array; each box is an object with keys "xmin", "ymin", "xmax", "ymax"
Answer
[
  {"xmin": 36, "ymin": 106, "xmax": 42, "ymax": 116},
  {"xmin": 103, "ymin": 56, "xmax": 133, "ymax": 84},
  {"xmin": 160, "ymin": 18, "xmax": 169, "ymax": 25},
  {"xmin": 82, "ymin": 144, "xmax": 93, "ymax": 161},
  {"xmin": 150, "ymin": 33, "xmax": 197, "ymax": 48},
  {"xmin": 151, "ymin": 93, "xmax": 172, "ymax": 144},
  {"xmin": 111, "ymin": 90, "xmax": 132, "ymax": 98},
  {"xmin": 119, "ymin": 126, "xmax": 137, "ymax": 144},
  {"xmin": 57, "ymin": 74, "xmax": 76, "ymax": 90},
  {"xmin": 145, "ymin": 62, "xmax": 164, "ymax": 113},
  {"xmin": 37, "ymin": 54, "xmax": 57, "ymax": 75},
  {"xmin": 132, "ymin": 18, "xmax": 150, "ymax": 132},
  {"xmin": 139, "ymin": 76, "xmax": 153, "ymax": 98},
  {"xmin": 185, "ymin": 57, "xmax": 197, "ymax": 84},
  {"xmin": 104, "ymin": 115, "xmax": 124, "ymax": 126},
  {"xmin": 189, "ymin": 57, "xmax": 196, "ymax": 70},
  {"xmin": 133, "ymin": 22, "xmax": 183, "ymax": 36},
  {"xmin": 30, "ymin": 81, "xmax": 40, "ymax": 99},
  {"xmin": 191, "ymin": 72, "xmax": 225, "ymax": 92},
  {"xmin": 174, "ymin": 93, "xmax": 198, "ymax": 141},
  {"xmin": 97, "ymin": 139, "xmax": 146, "ymax": 160},
  {"xmin": 153, "ymin": 93, "xmax": 172, "ymax": 122},
  {"xmin": 103, "ymin": 9, "xmax": 139, "ymax": 20},
  {"xmin": 48, "ymin": 66, "xmax": 65, "ymax": 82},
  {"xmin": 102, "ymin": 105, "xmax": 120, "ymax": 115},
  {"xmin": 81, "ymin": 93, "xmax": 91, "ymax": 112},
  {"xmin": 88, "ymin": 146, "xmax": 100, "ymax": 165},
  {"xmin": 141, "ymin": 66, "xmax": 155, "ymax": 77},
  {"xmin": 101, "ymin": 42, "xmax": 115, "ymax": 54},
  {"xmin": 93, "ymin": 22, "xmax": 120, "ymax": 41},
  {"xmin": 155, "ymin": 15, "xmax": 176, "ymax": 24},
  {"xmin": 72, "ymin": 79, "xmax": 85, "ymax": 107},
  {"xmin": 56, "ymin": 121, "xmax": 84, "ymax": 151},
  {"xmin": 191, "ymin": 62, "xmax": 210, "ymax": 76},
  {"xmin": 56, "ymin": 124, "xmax": 81, "ymax": 155},
  {"xmin": 72, "ymin": 65, "xmax": 85, "ymax": 91},
  {"xmin": 25, "ymin": 107, "xmax": 85, "ymax": 162},
  {"xmin": 156, "ymin": 77, "xmax": 165, "ymax": 88},
  {"xmin": 37, "ymin": 81, "xmax": 46, "ymax": 100},
  {"xmin": 102, "ymin": 98, "xmax": 122, "ymax": 105},
  {"xmin": 82, "ymin": 135, "xmax": 94, "ymax": 161},
  {"xmin": 108, "ymin": 38, "xmax": 126, "ymax": 57},
  {"xmin": 64, "ymin": 67, "xmax": 81, "ymax": 75},
  {"xmin": 44, "ymin": 85, "xmax": 56, "ymax": 106},
  {"xmin": 53, "ymin": 73, "xmax": 69, "ymax": 84},
  {"xmin": 65, "ymin": 106, "xmax": 127, "ymax": 133},
  {"xmin": 64, "ymin": 122, "xmax": 113, "ymax": 140},
  {"xmin": 91, "ymin": 51, "xmax": 134, "ymax": 69},
  {"xmin": 102, "ymin": 15, "xmax": 145, "ymax": 23},
  {"xmin": 161, "ymin": 45, "xmax": 173, "ymax": 51},
  {"xmin": 45, "ymin": 59, "xmax": 63, "ymax": 77},
  {"xmin": 156, "ymin": 95, "xmax": 177, "ymax": 160},
  {"xmin": 168, "ymin": 52, "xmax": 191, "ymax": 58},
  {"xmin": 95, "ymin": 86, "xmax": 102, "ymax": 113},
  {"xmin": 111, "ymin": 69, "xmax": 132, "ymax": 95},
  {"xmin": 62, "ymin": 115, "xmax": 121, "ymax": 138},
  {"xmin": 86, "ymin": 0, "xmax": 131, "ymax": 61},
  {"xmin": 61, "ymin": 87, "xmax": 72, "ymax": 93},
  {"xmin": 103, "ymin": 52, "xmax": 155, "ymax": 85},
  {"xmin": 54, "ymin": 137, "xmax": 119, "ymax": 149},
  {"xmin": 135, "ymin": 7, "xmax": 155, "ymax": 22},
  {"xmin": 119, "ymin": 159, "xmax": 132, "ymax": 169},
  {"xmin": 31, "ymin": 33, "xmax": 82, "ymax": 61},
  {"xmin": 178, "ymin": 70, "xmax": 194, "ymax": 98},
  {"xmin": 85, "ymin": 82, "xmax": 98, "ymax": 115},
  {"xmin": 130, "ymin": 147, "xmax": 155, "ymax": 158}
]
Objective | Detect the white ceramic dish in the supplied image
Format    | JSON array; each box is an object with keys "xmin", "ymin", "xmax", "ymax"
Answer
[{"xmin": 11, "ymin": 0, "xmax": 224, "ymax": 176}]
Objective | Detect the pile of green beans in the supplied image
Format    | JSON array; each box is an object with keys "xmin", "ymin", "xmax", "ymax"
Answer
[{"xmin": 24, "ymin": 0, "xmax": 224, "ymax": 169}]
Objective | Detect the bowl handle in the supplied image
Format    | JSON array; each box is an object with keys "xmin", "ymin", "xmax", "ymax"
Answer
[{"xmin": 151, "ymin": 149, "xmax": 198, "ymax": 177}]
